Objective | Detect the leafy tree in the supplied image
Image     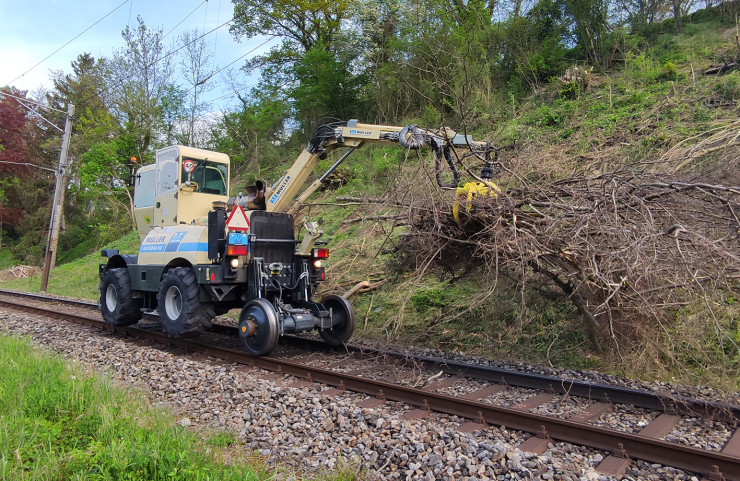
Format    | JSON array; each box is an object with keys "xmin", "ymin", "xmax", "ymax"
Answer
[
  {"xmin": 563, "ymin": 0, "xmax": 611, "ymax": 65},
  {"xmin": 104, "ymin": 16, "xmax": 175, "ymax": 158},
  {"xmin": 177, "ymin": 29, "xmax": 216, "ymax": 147},
  {"xmin": 210, "ymin": 87, "xmax": 289, "ymax": 185},
  {"xmin": 76, "ymin": 116, "xmax": 138, "ymax": 232},
  {"xmin": 230, "ymin": 0, "xmax": 350, "ymax": 56},
  {"xmin": 291, "ymin": 43, "xmax": 367, "ymax": 133},
  {"xmin": 0, "ymin": 88, "xmax": 54, "ymax": 263}
]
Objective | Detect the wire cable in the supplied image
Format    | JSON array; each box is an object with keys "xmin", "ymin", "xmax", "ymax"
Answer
[
  {"xmin": 0, "ymin": 161, "xmax": 57, "ymax": 173},
  {"xmin": 184, "ymin": 36, "xmax": 276, "ymax": 94},
  {"xmin": 0, "ymin": 90, "xmax": 66, "ymax": 113},
  {"xmin": 162, "ymin": 0, "xmax": 208, "ymax": 40},
  {"xmin": 212, "ymin": 0, "xmax": 222, "ymax": 72},
  {"xmin": 5, "ymin": 0, "xmax": 131, "ymax": 86},
  {"xmin": 147, "ymin": 0, "xmax": 336, "ymax": 71}
]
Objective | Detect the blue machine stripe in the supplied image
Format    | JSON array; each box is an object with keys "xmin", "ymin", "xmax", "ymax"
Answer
[{"xmin": 177, "ymin": 242, "xmax": 208, "ymax": 252}]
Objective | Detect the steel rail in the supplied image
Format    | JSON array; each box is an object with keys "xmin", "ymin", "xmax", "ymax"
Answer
[
  {"xmin": 2, "ymin": 287, "xmax": 739, "ymax": 423},
  {"xmin": 282, "ymin": 335, "xmax": 740, "ymax": 423},
  {"xmin": 1, "ymin": 298, "xmax": 739, "ymax": 479},
  {"xmin": 0, "ymin": 288, "xmax": 98, "ymax": 308}
]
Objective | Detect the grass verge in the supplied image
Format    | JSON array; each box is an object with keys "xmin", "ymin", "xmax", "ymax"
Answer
[
  {"xmin": 0, "ymin": 333, "xmax": 362, "ymax": 480},
  {"xmin": 0, "ymin": 231, "xmax": 140, "ymax": 300},
  {"xmin": 0, "ymin": 333, "xmax": 268, "ymax": 480}
]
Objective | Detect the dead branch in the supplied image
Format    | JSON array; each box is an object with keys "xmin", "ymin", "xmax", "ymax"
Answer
[{"xmin": 342, "ymin": 215, "xmax": 407, "ymax": 225}]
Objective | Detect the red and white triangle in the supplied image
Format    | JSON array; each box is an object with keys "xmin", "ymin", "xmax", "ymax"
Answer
[{"xmin": 226, "ymin": 205, "xmax": 250, "ymax": 232}]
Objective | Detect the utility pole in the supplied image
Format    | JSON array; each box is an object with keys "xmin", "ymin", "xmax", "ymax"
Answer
[{"xmin": 40, "ymin": 103, "xmax": 74, "ymax": 293}]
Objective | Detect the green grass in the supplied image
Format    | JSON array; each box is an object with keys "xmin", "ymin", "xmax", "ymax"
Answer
[
  {"xmin": 0, "ymin": 231, "xmax": 141, "ymax": 300},
  {"xmin": 0, "ymin": 333, "xmax": 270, "ymax": 480}
]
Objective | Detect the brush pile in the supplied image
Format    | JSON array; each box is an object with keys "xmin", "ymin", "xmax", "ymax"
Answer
[{"xmin": 397, "ymin": 137, "xmax": 740, "ymax": 353}]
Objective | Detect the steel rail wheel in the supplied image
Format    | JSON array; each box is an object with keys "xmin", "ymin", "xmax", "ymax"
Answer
[
  {"xmin": 319, "ymin": 294, "xmax": 356, "ymax": 346},
  {"xmin": 239, "ymin": 298, "xmax": 279, "ymax": 356}
]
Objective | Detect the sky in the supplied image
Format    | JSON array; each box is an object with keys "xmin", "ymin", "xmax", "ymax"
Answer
[{"xmin": 0, "ymin": 0, "xmax": 272, "ymax": 108}]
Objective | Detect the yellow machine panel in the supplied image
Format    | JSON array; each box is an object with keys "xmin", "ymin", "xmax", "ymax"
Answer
[{"xmin": 137, "ymin": 225, "xmax": 210, "ymax": 266}]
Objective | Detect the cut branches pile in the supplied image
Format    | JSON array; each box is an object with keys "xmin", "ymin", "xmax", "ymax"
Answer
[{"xmin": 395, "ymin": 142, "xmax": 740, "ymax": 356}]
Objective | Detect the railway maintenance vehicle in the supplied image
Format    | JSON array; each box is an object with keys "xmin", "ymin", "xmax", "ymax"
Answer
[{"xmin": 98, "ymin": 120, "xmax": 495, "ymax": 355}]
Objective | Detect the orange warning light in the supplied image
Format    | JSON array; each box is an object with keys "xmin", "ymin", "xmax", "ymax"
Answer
[{"xmin": 130, "ymin": 157, "xmax": 137, "ymax": 163}]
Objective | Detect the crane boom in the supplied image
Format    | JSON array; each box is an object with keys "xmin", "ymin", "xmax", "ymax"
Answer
[{"xmin": 264, "ymin": 120, "xmax": 487, "ymax": 212}]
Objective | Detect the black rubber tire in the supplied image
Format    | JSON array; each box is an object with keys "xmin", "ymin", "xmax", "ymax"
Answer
[
  {"xmin": 157, "ymin": 267, "xmax": 215, "ymax": 337},
  {"xmin": 99, "ymin": 268, "xmax": 142, "ymax": 327},
  {"xmin": 238, "ymin": 298, "xmax": 279, "ymax": 356},
  {"xmin": 319, "ymin": 294, "xmax": 356, "ymax": 346}
]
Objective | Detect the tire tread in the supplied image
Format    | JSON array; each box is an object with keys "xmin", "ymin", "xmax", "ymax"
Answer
[
  {"xmin": 100, "ymin": 268, "xmax": 142, "ymax": 326},
  {"xmin": 157, "ymin": 267, "xmax": 214, "ymax": 336}
]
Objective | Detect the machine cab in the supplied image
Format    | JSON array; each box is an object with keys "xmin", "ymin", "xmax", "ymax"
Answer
[{"xmin": 133, "ymin": 145, "xmax": 230, "ymax": 241}]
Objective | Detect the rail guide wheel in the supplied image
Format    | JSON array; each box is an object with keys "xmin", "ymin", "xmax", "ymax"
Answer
[
  {"xmin": 239, "ymin": 298, "xmax": 280, "ymax": 356},
  {"xmin": 320, "ymin": 294, "xmax": 357, "ymax": 346}
]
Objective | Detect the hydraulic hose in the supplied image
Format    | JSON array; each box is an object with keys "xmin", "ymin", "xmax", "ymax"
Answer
[
  {"xmin": 399, "ymin": 124, "xmax": 425, "ymax": 149},
  {"xmin": 399, "ymin": 124, "xmax": 460, "ymax": 188},
  {"xmin": 430, "ymin": 138, "xmax": 461, "ymax": 188}
]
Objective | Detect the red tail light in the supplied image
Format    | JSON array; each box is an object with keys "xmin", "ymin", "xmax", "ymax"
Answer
[
  {"xmin": 227, "ymin": 245, "xmax": 248, "ymax": 256},
  {"xmin": 313, "ymin": 248, "xmax": 329, "ymax": 258}
]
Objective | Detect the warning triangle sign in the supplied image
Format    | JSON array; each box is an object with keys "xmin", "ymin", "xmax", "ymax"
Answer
[{"xmin": 226, "ymin": 205, "xmax": 251, "ymax": 232}]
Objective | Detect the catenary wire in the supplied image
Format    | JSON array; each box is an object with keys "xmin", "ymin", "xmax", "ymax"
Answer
[
  {"xmin": 0, "ymin": 90, "xmax": 66, "ymax": 113},
  {"xmin": 185, "ymin": 36, "xmax": 276, "ymax": 94},
  {"xmin": 212, "ymin": 0, "xmax": 222, "ymax": 72},
  {"xmin": 5, "ymin": 0, "xmax": 131, "ymax": 86},
  {"xmin": 162, "ymin": 0, "xmax": 208, "ymax": 40}
]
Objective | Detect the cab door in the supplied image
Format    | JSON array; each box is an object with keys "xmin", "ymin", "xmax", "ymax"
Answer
[
  {"xmin": 133, "ymin": 164, "xmax": 156, "ymax": 241},
  {"xmin": 153, "ymin": 147, "xmax": 180, "ymax": 227}
]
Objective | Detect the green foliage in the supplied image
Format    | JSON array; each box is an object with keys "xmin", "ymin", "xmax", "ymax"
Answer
[
  {"xmin": 714, "ymin": 71, "xmax": 740, "ymax": 102},
  {"xmin": 0, "ymin": 248, "xmax": 17, "ymax": 269},
  {"xmin": 291, "ymin": 43, "xmax": 368, "ymax": 134},
  {"xmin": 660, "ymin": 61, "xmax": 678, "ymax": 81},
  {"xmin": 2, "ymin": 231, "xmax": 141, "ymax": 299},
  {"xmin": 0, "ymin": 334, "xmax": 269, "ymax": 480},
  {"xmin": 411, "ymin": 286, "xmax": 452, "ymax": 313},
  {"xmin": 527, "ymin": 100, "xmax": 575, "ymax": 127},
  {"xmin": 207, "ymin": 431, "xmax": 237, "ymax": 447}
]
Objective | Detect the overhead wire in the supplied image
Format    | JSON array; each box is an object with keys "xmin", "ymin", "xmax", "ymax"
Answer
[
  {"xmin": 58, "ymin": 0, "xmax": 337, "ymax": 115},
  {"xmin": 162, "ymin": 0, "xmax": 208, "ymax": 40},
  {"xmin": 184, "ymin": 36, "xmax": 276, "ymax": 95},
  {"xmin": 0, "ymin": 91, "xmax": 66, "ymax": 113},
  {"xmin": 146, "ymin": 0, "xmax": 337, "ymax": 71},
  {"xmin": 212, "ymin": 0, "xmax": 222, "ymax": 72},
  {"xmin": 5, "ymin": 0, "xmax": 131, "ymax": 86}
]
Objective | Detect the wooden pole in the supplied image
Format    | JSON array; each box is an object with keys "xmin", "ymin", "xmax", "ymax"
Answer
[{"xmin": 40, "ymin": 103, "xmax": 74, "ymax": 293}]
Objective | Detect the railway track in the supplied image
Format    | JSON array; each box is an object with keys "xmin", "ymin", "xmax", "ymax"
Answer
[{"xmin": 1, "ymin": 288, "xmax": 740, "ymax": 479}]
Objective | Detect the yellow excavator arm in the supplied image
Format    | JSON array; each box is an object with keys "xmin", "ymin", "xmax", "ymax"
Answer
[{"xmin": 263, "ymin": 120, "xmax": 492, "ymax": 212}]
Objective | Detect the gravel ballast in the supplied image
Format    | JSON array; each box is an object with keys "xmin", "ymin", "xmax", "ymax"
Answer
[{"xmin": 0, "ymin": 309, "xmax": 711, "ymax": 480}]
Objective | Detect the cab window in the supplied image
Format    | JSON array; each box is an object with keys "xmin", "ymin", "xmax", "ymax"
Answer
[
  {"xmin": 134, "ymin": 168, "xmax": 155, "ymax": 207},
  {"xmin": 157, "ymin": 148, "xmax": 179, "ymax": 195},
  {"xmin": 181, "ymin": 158, "xmax": 228, "ymax": 195}
]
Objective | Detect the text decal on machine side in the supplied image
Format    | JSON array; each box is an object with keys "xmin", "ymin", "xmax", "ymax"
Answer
[
  {"xmin": 269, "ymin": 174, "xmax": 292, "ymax": 205},
  {"xmin": 349, "ymin": 129, "xmax": 372, "ymax": 136}
]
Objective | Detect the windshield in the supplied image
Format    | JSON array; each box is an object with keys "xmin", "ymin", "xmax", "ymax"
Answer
[{"xmin": 181, "ymin": 157, "xmax": 228, "ymax": 195}]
